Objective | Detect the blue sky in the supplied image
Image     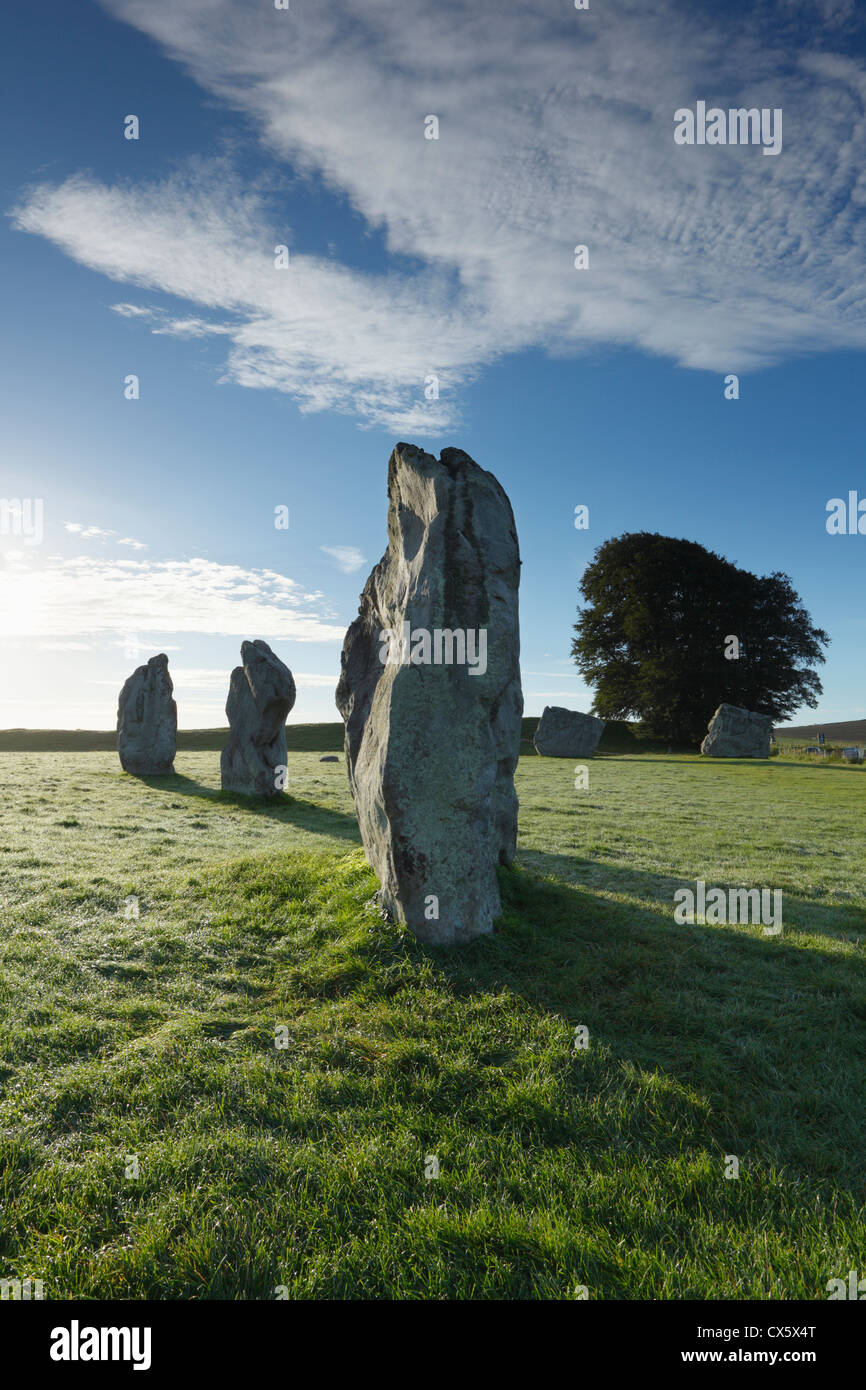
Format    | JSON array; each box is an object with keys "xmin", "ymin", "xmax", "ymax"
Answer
[{"xmin": 1, "ymin": 0, "xmax": 864, "ymax": 729}]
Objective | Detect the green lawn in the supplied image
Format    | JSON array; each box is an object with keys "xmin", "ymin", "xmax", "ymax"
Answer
[{"xmin": 0, "ymin": 748, "xmax": 864, "ymax": 1299}]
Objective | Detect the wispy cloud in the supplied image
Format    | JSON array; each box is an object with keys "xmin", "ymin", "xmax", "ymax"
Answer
[
  {"xmin": 65, "ymin": 524, "xmax": 113, "ymax": 540},
  {"xmin": 164, "ymin": 668, "xmax": 232, "ymax": 691},
  {"xmin": 159, "ymin": 667, "xmax": 337, "ymax": 691},
  {"xmin": 320, "ymin": 545, "xmax": 367, "ymax": 574},
  {"xmin": 0, "ymin": 555, "xmax": 346, "ymax": 642},
  {"xmin": 294, "ymin": 672, "xmax": 338, "ymax": 689},
  {"xmin": 112, "ymin": 302, "xmax": 152, "ymax": 318},
  {"xmin": 10, "ymin": 0, "xmax": 866, "ymax": 430},
  {"xmin": 65, "ymin": 522, "xmax": 148, "ymax": 550},
  {"xmin": 115, "ymin": 305, "xmax": 233, "ymax": 339},
  {"xmin": 37, "ymin": 641, "xmax": 94, "ymax": 651},
  {"xmin": 782, "ymin": 0, "xmax": 855, "ymax": 23}
]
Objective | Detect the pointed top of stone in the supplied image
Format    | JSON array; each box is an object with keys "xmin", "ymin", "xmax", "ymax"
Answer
[{"xmin": 337, "ymin": 442, "xmax": 523, "ymax": 945}]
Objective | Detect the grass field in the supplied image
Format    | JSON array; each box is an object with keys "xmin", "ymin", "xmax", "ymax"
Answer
[{"xmin": 1, "ymin": 746, "xmax": 864, "ymax": 1299}]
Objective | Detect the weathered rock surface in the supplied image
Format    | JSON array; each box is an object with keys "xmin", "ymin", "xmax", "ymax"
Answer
[
  {"xmin": 117, "ymin": 654, "xmax": 177, "ymax": 775},
  {"xmin": 220, "ymin": 640, "xmax": 296, "ymax": 795},
  {"xmin": 700, "ymin": 703, "xmax": 773, "ymax": 758},
  {"xmin": 533, "ymin": 706, "xmax": 605, "ymax": 758},
  {"xmin": 336, "ymin": 443, "xmax": 523, "ymax": 946}
]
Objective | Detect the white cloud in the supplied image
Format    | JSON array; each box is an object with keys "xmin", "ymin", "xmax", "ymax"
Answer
[
  {"xmin": 0, "ymin": 555, "xmax": 346, "ymax": 642},
  {"xmin": 781, "ymin": 0, "xmax": 855, "ymax": 23},
  {"xmin": 10, "ymin": 0, "xmax": 866, "ymax": 430},
  {"xmin": 320, "ymin": 545, "xmax": 366, "ymax": 574},
  {"xmin": 164, "ymin": 666, "xmax": 337, "ymax": 692},
  {"xmin": 37, "ymin": 641, "xmax": 93, "ymax": 651},
  {"xmin": 166, "ymin": 668, "xmax": 232, "ymax": 691},
  {"xmin": 294, "ymin": 672, "xmax": 338, "ymax": 688},
  {"xmin": 111, "ymin": 301, "xmax": 152, "ymax": 318},
  {"xmin": 111, "ymin": 640, "xmax": 181, "ymax": 653},
  {"xmin": 65, "ymin": 521, "xmax": 148, "ymax": 550},
  {"xmin": 151, "ymin": 315, "xmax": 233, "ymax": 338},
  {"xmin": 65, "ymin": 523, "xmax": 112, "ymax": 539}
]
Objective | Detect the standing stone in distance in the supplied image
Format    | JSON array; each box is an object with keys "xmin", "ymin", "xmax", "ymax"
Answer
[
  {"xmin": 117, "ymin": 653, "xmax": 177, "ymax": 775},
  {"xmin": 700, "ymin": 704, "xmax": 773, "ymax": 758},
  {"xmin": 220, "ymin": 640, "xmax": 296, "ymax": 795},
  {"xmin": 336, "ymin": 443, "xmax": 523, "ymax": 946},
  {"xmin": 533, "ymin": 706, "xmax": 606, "ymax": 758}
]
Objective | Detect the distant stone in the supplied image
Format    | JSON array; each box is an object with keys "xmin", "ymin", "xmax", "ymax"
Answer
[
  {"xmin": 700, "ymin": 704, "xmax": 773, "ymax": 758},
  {"xmin": 220, "ymin": 640, "xmax": 296, "ymax": 795},
  {"xmin": 117, "ymin": 654, "xmax": 177, "ymax": 776},
  {"xmin": 319, "ymin": 755, "xmax": 340, "ymax": 762},
  {"xmin": 336, "ymin": 442, "xmax": 523, "ymax": 946},
  {"xmin": 533, "ymin": 706, "xmax": 605, "ymax": 758}
]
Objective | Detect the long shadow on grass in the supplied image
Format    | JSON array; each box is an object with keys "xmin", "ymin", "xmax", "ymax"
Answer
[
  {"xmin": 613, "ymin": 756, "xmax": 865, "ymax": 775},
  {"xmin": 421, "ymin": 856, "xmax": 866, "ymax": 1194},
  {"xmin": 514, "ymin": 845, "xmax": 866, "ymax": 947},
  {"xmin": 135, "ymin": 772, "xmax": 361, "ymax": 842}
]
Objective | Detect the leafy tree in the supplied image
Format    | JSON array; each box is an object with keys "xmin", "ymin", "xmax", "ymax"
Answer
[{"xmin": 571, "ymin": 533, "xmax": 829, "ymax": 745}]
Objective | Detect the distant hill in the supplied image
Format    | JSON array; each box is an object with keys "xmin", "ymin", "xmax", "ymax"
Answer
[
  {"xmin": 0, "ymin": 723, "xmax": 346, "ymax": 754},
  {"xmin": 0, "ymin": 718, "xmax": 547, "ymax": 754},
  {"xmin": 776, "ymin": 718, "xmax": 866, "ymax": 744},
  {"xmin": 0, "ymin": 716, "xmax": 699, "ymax": 755}
]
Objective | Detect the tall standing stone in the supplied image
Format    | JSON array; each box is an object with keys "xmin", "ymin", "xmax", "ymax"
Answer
[
  {"xmin": 117, "ymin": 653, "xmax": 177, "ymax": 775},
  {"xmin": 700, "ymin": 703, "xmax": 773, "ymax": 758},
  {"xmin": 336, "ymin": 443, "xmax": 523, "ymax": 946},
  {"xmin": 220, "ymin": 640, "xmax": 296, "ymax": 795}
]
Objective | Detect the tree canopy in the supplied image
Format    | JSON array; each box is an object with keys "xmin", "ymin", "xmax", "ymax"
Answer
[{"xmin": 571, "ymin": 532, "xmax": 829, "ymax": 745}]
